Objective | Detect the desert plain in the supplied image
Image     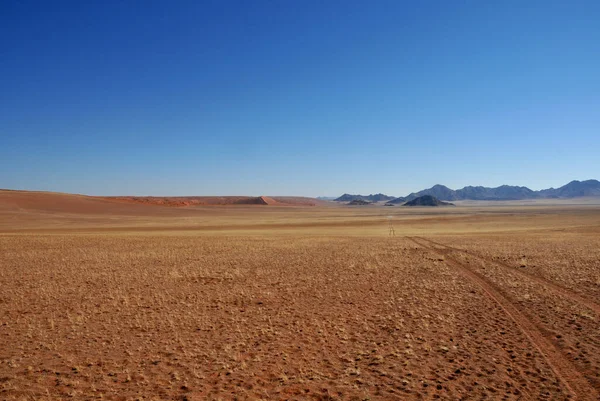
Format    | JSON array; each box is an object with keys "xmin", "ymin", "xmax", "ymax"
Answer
[{"xmin": 0, "ymin": 190, "xmax": 599, "ymax": 400}]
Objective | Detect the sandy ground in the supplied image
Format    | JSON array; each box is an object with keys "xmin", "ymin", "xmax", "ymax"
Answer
[{"xmin": 1, "ymin": 191, "xmax": 599, "ymax": 400}]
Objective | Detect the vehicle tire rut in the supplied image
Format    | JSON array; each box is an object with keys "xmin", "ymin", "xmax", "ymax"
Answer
[
  {"xmin": 414, "ymin": 236, "xmax": 600, "ymax": 315},
  {"xmin": 407, "ymin": 236, "xmax": 599, "ymax": 400}
]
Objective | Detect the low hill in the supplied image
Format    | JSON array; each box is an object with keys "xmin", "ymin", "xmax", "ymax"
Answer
[
  {"xmin": 402, "ymin": 195, "xmax": 454, "ymax": 207},
  {"xmin": 405, "ymin": 185, "xmax": 457, "ymax": 201},
  {"xmin": 347, "ymin": 199, "xmax": 372, "ymax": 205},
  {"xmin": 386, "ymin": 196, "xmax": 407, "ymax": 204}
]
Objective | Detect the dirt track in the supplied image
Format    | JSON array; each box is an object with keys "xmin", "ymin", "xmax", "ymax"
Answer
[{"xmin": 408, "ymin": 237, "xmax": 599, "ymax": 399}]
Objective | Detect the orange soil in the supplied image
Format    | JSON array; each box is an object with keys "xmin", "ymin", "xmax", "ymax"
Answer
[{"xmin": 1, "ymin": 189, "xmax": 599, "ymax": 400}]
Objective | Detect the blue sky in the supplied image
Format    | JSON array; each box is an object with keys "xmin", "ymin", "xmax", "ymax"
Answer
[{"xmin": 1, "ymin": 1, "xmax": 599, "ymax": 197}]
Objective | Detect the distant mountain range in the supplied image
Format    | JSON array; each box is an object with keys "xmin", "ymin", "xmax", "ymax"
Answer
[
  {"xmin": 403, "ymin": 184, "xmax": 536, "ymax": 202},
  {"xmin": 334, "ymin": 193, "xmax": 396, "ymax": 202},
  {"xmin": 334, "ymin": 180, "xmax": 600, "ymax": 203}
]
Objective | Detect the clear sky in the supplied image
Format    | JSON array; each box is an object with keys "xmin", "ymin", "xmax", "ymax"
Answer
[{"xmin": 1, "ymin": 1, "xmax": 599, "ymax": 197}]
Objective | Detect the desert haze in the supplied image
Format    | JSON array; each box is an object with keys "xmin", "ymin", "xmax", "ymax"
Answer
[{"xmin": 1, "ymin": 190, "xmax": 599, "ymax": 400}]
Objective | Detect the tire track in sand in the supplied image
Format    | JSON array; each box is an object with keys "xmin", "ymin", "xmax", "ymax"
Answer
[
  {"xmin": 407, "ymin": 236, "xmax": 598, "ymax": 400},
  {"xmin": 414, "ymin": 236, "xmax": 600, "ymax": 316}
]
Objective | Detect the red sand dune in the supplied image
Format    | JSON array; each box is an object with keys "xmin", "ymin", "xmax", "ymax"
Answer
[
  {"xmin": 0, "ymin": 189, "xmax": 204, "ymax": 218},
  {"xmin": 0, "ymin": 190, "xmax": 327, "ymax": 216},
  {"xmin": 99, "ymin": 195, "xmax": 326, "ymax": 207}
]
